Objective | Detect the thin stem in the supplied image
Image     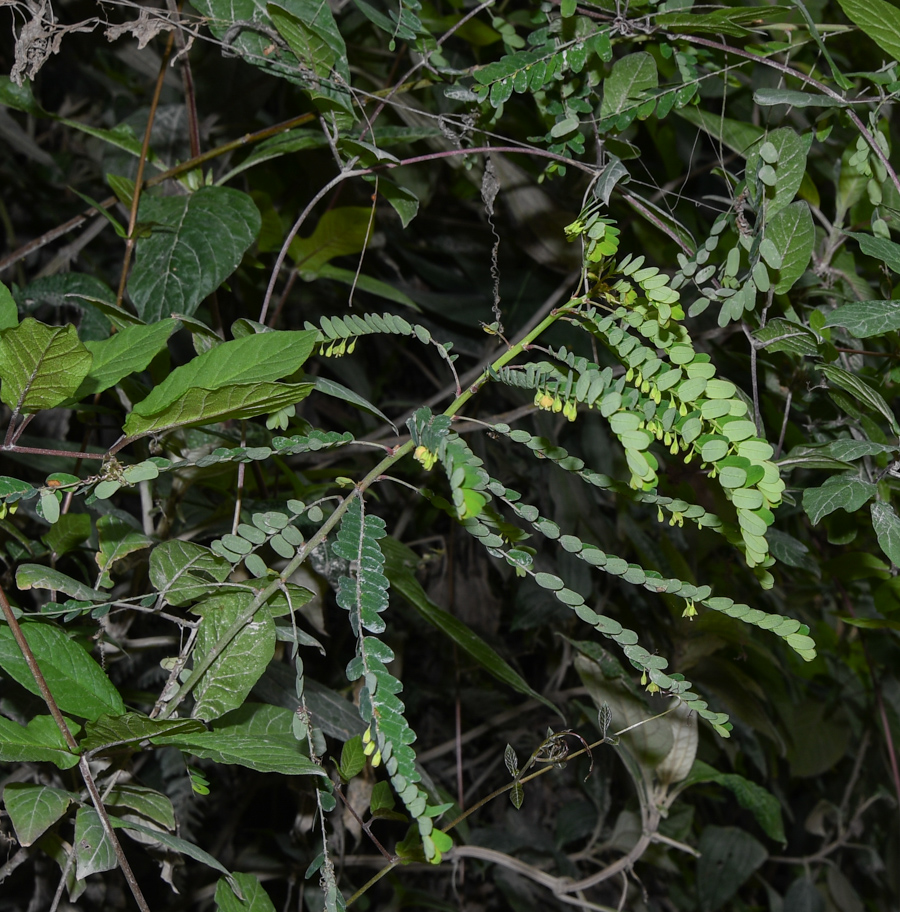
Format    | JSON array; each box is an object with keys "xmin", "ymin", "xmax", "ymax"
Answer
[
  {"xmin": 116, "ymin": 28, "xmax": 176, "ymax": 308},
  {"xmin": 0, "ymin": 583, "xmax": 150, "ymax": 912}
]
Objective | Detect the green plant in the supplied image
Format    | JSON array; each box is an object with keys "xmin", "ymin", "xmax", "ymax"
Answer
[{"xmin": 2, "ymin": 1, "xmax": 900, "ymax": 910}]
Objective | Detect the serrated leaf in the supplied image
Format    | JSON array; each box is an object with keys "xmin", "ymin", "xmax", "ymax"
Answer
[
  {"xmin": 75, "ymin": 319, "xmax": 178, "ymax": 399},
  {"xmin": 124, "ymin": 380, "xmax": 315, "ymax": 437},
  {"xmin": 128, "ymin": 187, "xmax": 261, "ymax": 322},
  {"xmin": 289, "ymin": 207, "xmax": 373, "ymax": 276},
  {"xmin": 0, "ymin": 318, "xmax": 92, "ymax": 412},
  {"xmin": 3, "ymin": 783, "xmax": 77, "ymax": 845},
  {"xmin": 600, "ymin": 52, "xmax": 658, "ymax": 120},
  {"xmin": 838, "ymin": 0, "xmax": 900, "ymax": 63},
  {"xmin": 150, "ymin": 540, "xmax": 232, "ymax": 607},
  {"xmin": 74, "ymin": 807, "xmax": 117, "ymax": 879},
  {"xmin": 824, "ymin": 300, "xmax": 900, "ymax": 337},
  {"xmin": 0, "ymin": 716, "xmax": 80, "ymax": 769},
  {"xmin": 0, "ymin": 620, "xmax": 124, "ymax": 719},
  {"xmin": 215, "ymin": 872, "xmax": 278, "ymax": 912},
  {"xmin": 803, "ymin": 474, "xmax": 877, "ymax": 525},
  {"xmin": 191, "ymin": 593, "xmax": 277, "ymax": 723},
  {"xmin": 81, "ymin": 712, "xmax": 206, "ymax": 752},
  {"xmin": 767, "ymin": 202, "xmax": 814, "ymax": 293},
  {"xmin": 153, "ymin": 703, "xmax": 327, "ymax": 776}
]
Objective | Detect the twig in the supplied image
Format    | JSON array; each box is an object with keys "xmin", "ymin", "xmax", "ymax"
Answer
[{"xmin": 0, "ymin": 583, "xmax": 151, "ymax": 912}]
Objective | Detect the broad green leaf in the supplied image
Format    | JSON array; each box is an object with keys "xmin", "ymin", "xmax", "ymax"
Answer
[
  {"xmin": 215, "ymin": 872, "xmax": 278, "ymax": 912},
  {"xmin": 149, "ymin": 540, "xmax": 232, "ymax": 607},
  {"xmin": 382, "ymin": 537, "xmax": 561, "ymax": 716},
  {"xmin": 697, "ymin": 826, "xmax": 767, "ymax": 911},
  {"xmin": 676, "ymin": 106, "xmax": 764, "ymax": 156},
  {"xmin": 3, "ymin": 783, "xmax": 77, "ymax": 845},
  {"xmin": 817, "ymin": 364, "xmax": 900, "ymax": 434},
  {"xmin": 131, "ymin": 330, "xmax": 317, "ymax": 417},
  {"xmin": 753, "ymin": 89, "xmax": 848, "ymax": 109},
  {"xmin": 191, "ymin": 592, "xmax": 277, "ymax": 723},
  {"xmin": 600, "ymin": 52, "xmax": 658, "ymax": 120},
  {"xmin": 152, "ymin": 703, "xmax": 328, "ymax": 776},
  {"xmin": 0, "ymin": 74, "xmax": 47, "ymax": 115},
  {"xmin": 818, "ymin": 439, "xmax": 896, "ymax": 461},
  {"xmin": 105, "ymin": 784, "xmax": 176, "ymax": 831},
  {"xmin": 838, "ymin": 0, "xmax": 900, "ymax": 63},
  {"xmin": 13, "ymin": 273, "xmax": 116, "ymax": 341},
  {"xmin": 74, "ymin": 319, "xmax": 178, "ymax": 399},
  {"xmin": 16, "ymin": 564, "xmax": 108, "ymax": 602},
  {"xmin": 0, "ymin": 319, "xmax": 92, "ymax": 412},
  {"xmin": 767, "ymin": 202, "xmax": 814, "ymax": 293},
  {"xmin": 0, "ymin": 280, "xmax": 17, "ymax": 329},
  {"xmin": 0, "ymin": 716, "xmax": 80, "ymax": 769},
  {"xmin": 656, "ymin": 5, "xmax": 789, "ymax": 36},
  {"xmin": 802, "ymin": 474, "xmax": 877, "ymax": 525},
  {"xmin": 43, "ymin": 513, "xmax": 92, "ymax": 558},
  {"xmin": 339, "ymin": 735, "xmax": 366, "ymax": 780},
  {"xmin": 95, "ymin": 515, "xmax": 154, "ymax": 588},
  {"xmin": 217, "ymin": 130, "xmax": 328, "ymax": 185},
  {"xmin": 315, "ymin": 264, "xmax": 419, "ymax": 310},
  {"xmin": 376, "ymin": 180, "xmax": 420, "ymax": 228},
  {"xmin": 124, "ymin": 381, "xmax": 315, "ymax": 437},
  {"xmin": 747, "ymin": 128, "xmax": 812, "ymax": 217},
  {"xmin": 824, "ymin": 300, "xmax": 900, "ymax": 337},
  {"xmin": 81, "ymin": 712, "xmax": 206, "ymax": 752},
  {"xmin": 871, "ymin": 501, "xmax": 900, "ymax": 568},
  {"xmin": 0, "ymin": 621, "xmax": 124, "ymax": 719},
  {"xmin": 681, "ymin": 760, "xmax": 785, "ymax": 842},
  {"xmin": 128, "ymin": 187, "xmax": 261, "ymax": 322},
  {"xmin": 74, "ymin": 807, "xmax": 117, "ymax": 879},
  {"xmin": 289, "ymin": 207, "xmax": 373, "ymax": 276},
  {"xmin": 846, "ymin": 230, "xmax": 900, "ymax": 273}
]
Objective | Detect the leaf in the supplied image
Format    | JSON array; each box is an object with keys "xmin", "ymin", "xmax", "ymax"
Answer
[
  {"xmin": 657, "ymin": 5, "xmax": 789, "ymax": 36},
  {"xmin": 0, "ymin": 318, "xmax": 93, "ymax": 412},
  {"xmin": 43, "ymin": 513, "xmax": 92, "ymax": 558},
  {"xmin": 149, "ymin": 540, "xmax": 232, "ymax": 607},
  {"xmin": 314, "ymin": 376, "xmax": 397, "ymax": 431},
  {"xmin": 817, "ymin": 364, "xmax": 900, "ymax": 434},
  {"xmin": 753, "ymin": 89, "xmax": 848, "ymax": 108},
  {"xmin": 0, "ymin": 621, "xmax": 124, "ymax": 719},
  {"xmin": 105, "ymin": 784, "xmax": 176, "ymax": 831},
  {"xmin": 600, "ymin": 52, "xmax": 658, "ymax": 120},
  {"xmin": 0, "ymin": 280, "xmax": 17, "ymax": 330},
  {"xmin": 802, "ymin": 474, "xmax": 877, "ymax": 525},
  {"xmin": 95, "ymin": 516, "xmax": 154, "ymax": 588},
  {"xmin": 152, "ymin": 703, "xmax": 327, "ymax": 776},
  {"xmin": 289, "ymin": 207, "xmax": 374, "ymax": 276},
  {"xmin": 655, "ymin": 703, "xmax": 698, "ymax": 786},
  {"xmin": 191, "ymin": 592, "xmax": 277, "ymax": 723},
  {"xmin": 824, "ymin": 300, "xmax": 900, "ymax": 337},
  {"xmin": 747, "ymin": 128, "xmax": 812, "ymax": 218},
  {"xmin": 81, "ymin": 713, "xmax": 206, "ymax": 752},
  {"xmin": 676, "ymin": 105, "xmax": 764, "ymax": 156},
  {"xmin": 315, "ymin": 264, "xmax": 419, "ymax": 310},
  {"xmin": 784, "ymin": 877, "xmax": 825, "ymax": 912},
  {"xmin": 16, "ymin": 564, "xmax": 109, "ymax": 602},
  {"xmin": 375, "ymin": 180, "xmax": 419, "ymax": 228},
  {"xmin": 123, "ymin": 380, "xmax": 315, "ymax": 437},
  {"xmin": 0, "ymin": 716, "xmax": 78, "ymax": 774},
  {"xmin": 215, "ymin": 872, "xmax": 278, "ymax": 912},
  {"xmin": 846, "ymin": 230, "xmax": 900, "ymax": 273},
  {"xmin": 767, "ymin": 202, "xmax": 814, "ymax": 293},
  {"xmin": 838, "ymin": 0, "xmax": 900, "ymax": 63},
  {"xmin": 3, "ymin": 783, "xmax": 77, "ymax": 845},
  {"xmin": 130, "ymin": 329, "xmax": 316, "ymax": 417},
  {"xmin": 682, "ymin": 760, "xmax": 785, "ymax": 842},
  {"xmin": 382, "ymin": 537, "xmax": 562, "ymax": 716},
  {"xmin": 128, "ymin": 186, "xmax": 261, "ymax": 322},
  {"xmin": 697, "ymin": 826, "xmax": 767, "ymax": 911},
  {"xmin": 339, "ymin": 735, "xmax": 366, "ymax": 780},
  {"xmin": 75, "ymin": 319, "xmax": 178, "ymax": 399},
  {"xmin": 74, "ymin": 807, "xmax": 117, "ymax": 879},
  {"xmin": 871, "ymin": 501, "xmax": 900, "ymax": 568}
]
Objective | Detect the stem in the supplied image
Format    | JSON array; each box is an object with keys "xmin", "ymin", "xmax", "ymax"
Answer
[{"xmin": 0, "ymin": 583, "xmax": 151, "ymax": 912}]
